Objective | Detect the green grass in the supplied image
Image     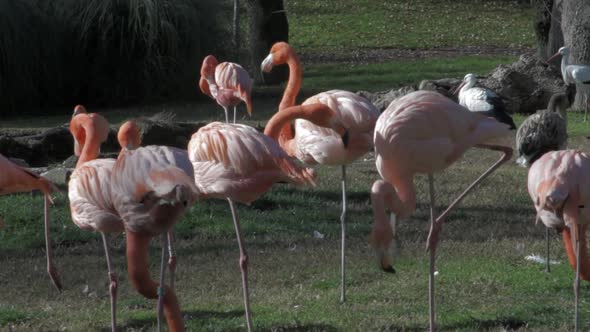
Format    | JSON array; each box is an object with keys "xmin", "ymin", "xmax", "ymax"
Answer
[
  {"xmin": 287, "ymin": 0, "xmax": 535, "ymax": 53},
  {"xmin": 2, "ymin": 134, "xmax": 590, "ymax": 330}
]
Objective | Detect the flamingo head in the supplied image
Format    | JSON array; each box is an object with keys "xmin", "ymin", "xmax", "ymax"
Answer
[
  {"xmin": 302, "ymin": 103, "xmax": 349, "ymax": 146},
  {"xmin": 261, "ymin": 42, "xmax": 293, "ymax": 73},
  {"xmin": 200, "ymin": 55, "xmax": 218, "ymax": 79},
  {"xmin": 547, "ymin": 46, "xmax": 570, "ymax": 63},
  {"xmin": 72, "ymin": 104, "xmax": 87, "ymax": 118},
  {"xmin": 369, "ymin": 180, "xmax": 398, "ymax": 273},
  {"xmin": 118, "ymin": 120, "xmax": 141, "ymax": 150},
  {"xmin": 536, "ymin": 179, "xmax": 569, "ymax": 218},
  {"xmin": 70, "ymin": 112, "xmax": 109, "ymax": 164}
]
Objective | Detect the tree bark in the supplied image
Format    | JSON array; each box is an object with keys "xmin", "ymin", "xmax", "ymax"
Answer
[
  {"xmin": 246, "ymin": 0, "xmax": 289, "ymax": 84},
  {"xmin": 561, "ymin": 0, "xmax": 590, "ymax": 110},
  {"xmin": 233, "ymin": 0, "xmax": 240, "ymax": 58}
]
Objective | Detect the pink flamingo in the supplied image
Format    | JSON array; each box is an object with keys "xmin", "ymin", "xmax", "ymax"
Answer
[
  {"xmin": 528, "ymin": 150, "xmax": 590, "ymax": 330},
  {"xmin": 369, "ymin": 91, "xmax": 512, "ymax": 331},
  {"xmin": 199, "ymin": 55, "xmax": 253, "ymax": 123},
  {"xmin": 111, "ymin": 121, "xmax": 199, "ymax": 332},
  {"xmin": 0, "ymin": 154, "xmax": 61, "ymax": 290},
  {"xmin": 188, "ymin": 103, "xmax": 348, "ymax": 331},
  {"xmin": 68, "ymin": 107, "xmax": 122, "ymax": 331},
  {"xmin": 261, "ymin": 41, "xmax": 380, "ymax": 303}
]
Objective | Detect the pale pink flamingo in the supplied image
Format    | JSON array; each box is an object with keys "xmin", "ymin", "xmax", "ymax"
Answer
[
  {"xmin": 528, "ymin": 150, "xmax": 590, "ymax": 330},
  {"xmin": 188, "ymin": 103, "xmax": 347, "ymax": 331},
  {"xmin": 369, "ymin": 90, "xmax": 512, "ymax": 331},
  {"xmin": 199, "ymin": 55, "xmax": 253, "ymax": 123},
  {"xmin": 0, "ymin": 154, "xmax": 61, "ymax": 290},
  {"xmin": 111, "ymin": 121, "xmax": 198, "ymax": 332},
  {"xmin": 261, "ymin": 41, "xmax": 380, "ymax": 303},
  {"xmin": 68, "ymin": 107, "xmax": 122, "ymax": 331}
]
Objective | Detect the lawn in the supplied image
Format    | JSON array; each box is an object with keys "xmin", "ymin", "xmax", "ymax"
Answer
[{"xmin": 5, "ymin": 0, "xmax": 590, "ymax": 331}]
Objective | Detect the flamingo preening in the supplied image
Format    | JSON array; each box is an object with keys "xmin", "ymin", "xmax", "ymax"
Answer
[
  {"xmin": 548, "ymin": 46, "xmax": 590, "ymax": 122},
  {"xmin": 528, "ymin": 150, "xmax": 590, "ymax": 331},
  {"xmin": 370, "ymin": 90, "xmax": 512, "ymax": 331},
  {"xmin": 199, "ymin": 55, "xmax": 253, "ymax": 123},
  {"xmin": 454, "ymin": 73, "xmax": 516, "ymax": 129},
  {"xmin": 68, "ymin": 107, "xmax": 122, "ymax": 331},
  {"xmin": 0, "ymin": 154, "xmax": 61, "ymax": 291},
  {"xmin": 111, "ymin": 121, "xmax": 199, "ymax": 332},
  {"xmin": 187, "ymin": 102, "xmax": 347, "ymax": 331},
  {"xmin": 261, "ymin": 42, "xmax": 380, "ymax": 303}
]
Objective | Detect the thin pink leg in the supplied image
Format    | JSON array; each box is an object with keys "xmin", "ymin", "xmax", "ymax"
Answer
[
  {"xmin": 227, "ymin": 198, "xmax": 253, "ymax": 332},
  {"xmin": 233, "ymin": 106, "xmax": 237, "ymax": 124},
  {"xmin": 427, "ymin": 174, "xmax": 436, "ymax": 332},
  {"xmin": 574, "ymin": 223, "xmax": 580, "ymax": 331},
  {"xmin": 167, "ymin": 230, "xmax": 177, "ymax": 291},
  {"xmin": 427, "ymin": 145, "xmax": 512, "ymax": 251},
  {"xmin": 44, "ymin": 194, "xmax": 62, "ymax": 291},
  {"xmin": 340, "ymin": 165, "xmax": 347, "ymax": 304},
  {"xmin": 157, "ymin": 233, "xmax": 168, "ymax": 332},
  {"xmin": 100, "ymin": 232, "xmax": 118, "ymax": 332},
  {"xmin": 223, "ymin": 107, "xmax": 229, "ymax": 123}
]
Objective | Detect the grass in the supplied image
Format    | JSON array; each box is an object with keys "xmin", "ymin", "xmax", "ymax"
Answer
[
  {"xmin": 286, "ymin": 0, "xmax": 535, "ymax": 54},
  {"xmin": 2, "ymin": 133, "xmax": 590, "ymax": 330}
]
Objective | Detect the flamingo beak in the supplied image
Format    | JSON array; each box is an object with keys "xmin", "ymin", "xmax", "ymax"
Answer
[
  {"xmin": 452, "ymin": 81, "xmax": 466, "ymax": 95},
  {"xmin": 261, "ymin": 53, "xmax": 274, "ymax": 73}
]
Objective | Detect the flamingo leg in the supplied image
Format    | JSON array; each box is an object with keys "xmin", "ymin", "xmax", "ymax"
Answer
[
  {"xmin": 574, "ymin": 223, "xmax": 581, "ymax": 332},
  {"xmin": 427, "ymin": 144, "xmax": 512, "ymax": 251},
  {"xmin": 340, "ymin": 165, "xmax": 347, "ymax": 304},
  {"xmin": 233, "ymin": 106, "xmax": 237, "ymax": 124},
  {"xmin": 100, "ymin": 232, "xmax": 118, "ymax": 332},
  {"xmin": 44, "ymin": 194, "xmax": 62, "ymax": 291},
  {"xmin": 584, "ymin": 93, "xmax": 588, "ymax": 123},
  {"xmin": 167, "ymin": 230, "xmax": 177, "ymax": 291},
  {"xmin": 227, "ymin": 198, "xmax": 253, "ymax": 332},
  {"xmin": 546, "ymin": 227, "xmax": 551, "ymax": 273},
  {"xmin": 427, "ymin": 174, "xmax": 436, "ymax": 332},
  {"xmin": 223, "ymin": 107, "xmax": 229, "ymax": 123},
  {"xmin": 157, "ymin": 233, "xmax": 169, "ymax": 332}
]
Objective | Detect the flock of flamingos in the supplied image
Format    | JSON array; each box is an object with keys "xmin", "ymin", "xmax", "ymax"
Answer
[{"xmin": 1, "ymin": 42, "xmax": 589, "ymax": 331}]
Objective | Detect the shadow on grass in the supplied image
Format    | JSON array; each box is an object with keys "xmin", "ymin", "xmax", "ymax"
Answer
[
  {"xmin": 104, "ymin": 310, "xmax": 245, "ymax": 332},
  {"xmin": 382, "ymin": 316, "xmax": 527, "ymax": 331}
]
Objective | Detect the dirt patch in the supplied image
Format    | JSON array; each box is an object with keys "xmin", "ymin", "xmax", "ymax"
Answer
[{"xmin": 299, "ymin": 46, "xmax": 536, "ymax": 65}]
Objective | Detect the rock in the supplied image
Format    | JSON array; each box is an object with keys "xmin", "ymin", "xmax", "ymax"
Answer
[
  {"xmin": 357, "ymin": 86, "xmax": 417, "ymax": 112},
  {"xmin": 7, "ymin": 158, "xmax": 28, "ymax": 167},
  {"xmin": 41, "ymin": 168, "xmax": 74, "ymax": 190},
  {"xmin": 134, "ymin": 113, "xmax": 206, "ymax": 149},
  {"xmin": 419, "ymin": 78, "xmax": 461, "ymax": 101}
]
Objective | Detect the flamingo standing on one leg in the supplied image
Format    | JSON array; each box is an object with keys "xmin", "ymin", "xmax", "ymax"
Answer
[
  {"xmin": 528, "ymin": 150, "xmax": 590, "ymax": 331},
  {"xmin": 0, "ymin": 154, "xmax": 61, "ymax": 290},
  {"xmin": 547, "ymin": 46, "xmax": 590, "ymax": 122},
  {"xmin": 68, "ymin": 108, "xmax": 122, "ymax": 331},
  {"xmin": 111, "ymin": 121, "xmax": 199, "ymax": 332},
  {"xmin": 199, "ymin": 55, "xmax": 253, "ymax": 123},
  {"xmin": 188, "ymin": 103, "xmax": 348, "ymax": 331},
  {"xmin": 369, "ymin": 91, "xmax": 513, "ymax": 331},
  {"xmin": 261, "ymin": 42, "xmax": 380, "ymax": 303}
]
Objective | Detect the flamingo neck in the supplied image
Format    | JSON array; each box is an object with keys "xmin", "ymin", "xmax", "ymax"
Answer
[
  {"xmin": 126, "ymin": 231, "xmax": 185, "ymax": 332},
  {"xmin": 278, "ymin": 53, "xmax": 302, "ymax": 111},
  {"xmin": 561, "ymin": 54, "xmax": 569, "ymax": 82},
  {"xmin": 375, "ymin": 179, "xmax": 416, "ymax": 220},
  {"xmin": 75, "ymin": 128, "xmax": 101, "ymax": 168}
]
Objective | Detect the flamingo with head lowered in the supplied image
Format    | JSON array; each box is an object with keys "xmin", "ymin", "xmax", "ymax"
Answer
[
  {"xmin": 111, "ymin": 121, "xmax": 199, "ymax": 332},
  {"xmin": 370, "ymin": 90, "xmax": 512, "ymax": 331},
  {"xmin": 199, "ymin": 55, "xmax": 253, "ymax": 123},
  {"xmin": 261, "ymin": 42, "xmax": 380, "ymax": 303}
]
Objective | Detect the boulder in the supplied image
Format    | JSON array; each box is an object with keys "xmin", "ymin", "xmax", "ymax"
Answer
[{"xmin": 357, "ymin": 86, "xmax": 417, "ymax": 112}]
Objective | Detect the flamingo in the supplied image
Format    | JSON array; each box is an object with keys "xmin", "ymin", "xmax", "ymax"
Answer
[
  {"xmin": 188, "ymin": 103, "xmax": 347, "ymax": 331},
  {"xmin": 547, "ymin": 46, "xmax": 590, "ymax": 122},
  {"xmin": 516, "ymin": 90, "xmax": 573, "ymax": 272},
  {"xmin": 454, "ymin": 73, "xmax": 516, "ymax": 129},
  {"xmin": 370, "ymin": 90, "xmax": 513, "ymax": 331},
  {"xmin": 111, "ymin": 121, "xmax": 199, "ymax": 332},
  {"xmin": 261, "ymin": 42, "xmax": 380, "ymax": 303},
  {"xmin": 528, "ymin": 150, "xmax": 590, "ymax": 331},
  {"xmin": 68, "ymin": 107, "xmax": 122, "ymax": 331},
  {"xmin": 199, "ymin": 55, "xmax": 253, "ymax": 123},
  {"xmin": 0, "ymin": 153, "xmax": 61, "ymax": 290}
]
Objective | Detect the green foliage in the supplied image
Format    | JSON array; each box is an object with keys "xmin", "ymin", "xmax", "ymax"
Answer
[{"xmin": 0, "ymin": 0, "xmax": 228, "ymax": 116}]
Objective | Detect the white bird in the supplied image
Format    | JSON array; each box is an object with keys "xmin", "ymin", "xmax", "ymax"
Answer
[
  {"xmin": 548, "ymin": 46, "xmax": 590, "ymax": 122},
  {"xmin": 454, "ymin": 73, "xmax": 516, "ymax": 129}
]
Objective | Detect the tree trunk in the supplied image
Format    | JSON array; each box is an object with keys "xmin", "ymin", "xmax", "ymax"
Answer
[
  {"xmin": 246, "ymin": 0, "xmax": 289, "ymax": 84},
  {"xmin": 233, "ymin": 0, "xmax": 240, "ymax": 58},
  {"xmin": 561, "ymin": 0, "xmax": 590, "ymax": 110},
  {"xmin": 533, "ymin": 0, "xmax": 564, "ymax": 59}
]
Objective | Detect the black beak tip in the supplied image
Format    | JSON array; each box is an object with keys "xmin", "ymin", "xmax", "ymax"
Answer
[
  {"xmin": 381, "ymin": 265, "xmax": 396, "ymax": 273},
  {"xmin": 342, "ymin": 129, "xmax": 350, "ymax": 148}
]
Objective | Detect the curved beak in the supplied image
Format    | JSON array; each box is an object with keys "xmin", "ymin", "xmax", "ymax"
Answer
[
  {"xmin": 452, "ymin": 81, "xmax": 466, "ymax": 95},
  {"xmin": 261, "ymin": 53, "xmax": 274, "ymax": 73}
]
